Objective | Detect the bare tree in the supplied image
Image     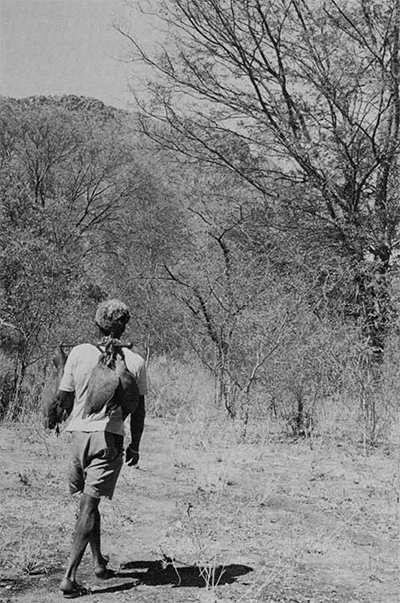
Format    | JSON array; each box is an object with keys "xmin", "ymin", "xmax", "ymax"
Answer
[
  {"xmin": 118, "ymin": 0, "xmax": 400, "ymax": 361},
  {"xmin": 155, "ymin": 165, "xmax": 292, "ymax": 419}
]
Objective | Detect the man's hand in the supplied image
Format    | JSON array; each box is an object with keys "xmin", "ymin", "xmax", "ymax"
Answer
[{"xmin": 125, "ymin": 445, "xmax": 140, "ymax": 467}]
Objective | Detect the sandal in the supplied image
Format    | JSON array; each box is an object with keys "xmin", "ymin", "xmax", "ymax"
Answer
[
  {"xmin": 93, "ymin": 566, "xmax": 116, "ymax": 579},
  {"xmin": 60, "ymin": 577, "xmax": 89, "ymax": 598}
]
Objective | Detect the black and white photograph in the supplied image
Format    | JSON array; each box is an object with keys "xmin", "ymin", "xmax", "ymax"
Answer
[{"xmin": 0, "ymin": 1, "xmax": 398, "ymax": 601}]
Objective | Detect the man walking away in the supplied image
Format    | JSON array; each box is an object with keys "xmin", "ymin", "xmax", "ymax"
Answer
[{"xmin": 47, "ymin": 299, "xmax": 147, "ymax": 598}]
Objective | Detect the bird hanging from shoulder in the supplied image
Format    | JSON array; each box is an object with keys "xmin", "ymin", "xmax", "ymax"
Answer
[
  {"xmin": 83, "ymin": 336, "xmax": 140, "ymax": 419},
  {"xmin": 42, "ymin": 345, "xmax": 69, "ymax": 431}
]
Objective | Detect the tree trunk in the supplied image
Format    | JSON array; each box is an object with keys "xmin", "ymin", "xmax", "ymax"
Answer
[{"xmin": 355, "ymin": 256, "xmax": 393, "ymax": 363}]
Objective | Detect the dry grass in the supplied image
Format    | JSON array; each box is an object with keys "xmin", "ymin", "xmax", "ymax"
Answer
[
  {"xmin": 0, "ymin": 356, "xmax": 398, "ymax": 602},
  {"xmin": 0, "ymin": 415, "xmax": 398, "ymax": 602}
]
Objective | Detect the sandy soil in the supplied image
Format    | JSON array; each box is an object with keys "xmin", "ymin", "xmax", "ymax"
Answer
[{"xmin": 0, "ymin": 417, "xmax": 398, "ymax": 602}]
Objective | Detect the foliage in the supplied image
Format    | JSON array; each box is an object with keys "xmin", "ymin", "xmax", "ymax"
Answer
[
  {"xmin": 0, "ymin": 95, "xmax": 184, "ymax": 416},
  {"xmin": 120, "ymin": 0, "xmax": 400, "ymax": 361},
  {"xmin": 0, "ymin": 68, "xmax": 398, "ymax": 444}
]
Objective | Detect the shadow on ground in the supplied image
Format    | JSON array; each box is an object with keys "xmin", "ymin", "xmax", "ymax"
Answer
[{"xmin": 93, "ymin": 559, "xmax": 253, "ymax": 594}]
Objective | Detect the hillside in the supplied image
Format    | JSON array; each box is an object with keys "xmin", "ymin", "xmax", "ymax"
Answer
[{"xmin": 0, "ymin": 94, "xmax": 130, "ymax": 119}]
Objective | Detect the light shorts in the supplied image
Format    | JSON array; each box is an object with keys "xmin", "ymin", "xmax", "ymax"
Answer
[{"xmin": 68, "ymin": 431, "xmax": 124, "ymax": 500}]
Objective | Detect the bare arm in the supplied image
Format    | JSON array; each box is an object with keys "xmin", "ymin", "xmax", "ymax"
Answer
[{"xmin": 126, "ymin": 395, "xmax": 145, "ymax": 466}]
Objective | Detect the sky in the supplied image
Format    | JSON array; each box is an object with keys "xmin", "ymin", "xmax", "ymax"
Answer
[{"xmin": 0, "ymin": 0, "xmax": 153, "ymax": 110}]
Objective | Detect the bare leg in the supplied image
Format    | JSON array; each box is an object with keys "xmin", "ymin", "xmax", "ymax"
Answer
[
  {"xmin": 60, "ymin": 493, "xmax": 100, "ymax": 590},
  {"xmin": 89, "ymin": 507, "xmax": 109, "ymax": 572}
]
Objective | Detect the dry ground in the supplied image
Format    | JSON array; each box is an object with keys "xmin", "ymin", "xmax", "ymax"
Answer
[{"xmin": 0, "ymin": 416, "xmax": 398, "ymax": 603}]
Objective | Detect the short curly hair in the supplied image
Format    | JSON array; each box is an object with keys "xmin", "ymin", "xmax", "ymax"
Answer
[{"xmin": 95, "ymin": 299, "xmax": 130, "ymax": 336}]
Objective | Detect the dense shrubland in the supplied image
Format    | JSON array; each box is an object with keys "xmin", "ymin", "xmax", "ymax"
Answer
[
  {"xmin": 0, "ymin": 96, "xmax": 185, "ymax": 416},
  {"xmin": 1, "ymin": 0, "xmax": 400, "ymax": 450}
]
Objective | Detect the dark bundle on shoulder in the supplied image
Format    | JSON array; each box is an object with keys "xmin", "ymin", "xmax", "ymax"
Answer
[
  {"xmin": 42, "ymin": 345, "xmax": 69, "ymax": 430},
  {"xmin": 83, "ymin": 336, "xmax": 140, "ymax": 419}
]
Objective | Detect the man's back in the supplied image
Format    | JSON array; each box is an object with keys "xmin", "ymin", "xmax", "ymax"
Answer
[{"xmin": 60, "ymin": 343, "xmax": 147, "ymax": 435}]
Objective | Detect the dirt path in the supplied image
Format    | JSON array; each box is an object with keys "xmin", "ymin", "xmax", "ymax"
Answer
[{"xmin": 0, "ymin": 418, "xmax": 398, "ymax": 602}]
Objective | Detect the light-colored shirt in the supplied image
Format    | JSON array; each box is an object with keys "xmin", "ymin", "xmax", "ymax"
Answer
[{"xmin": 60, "ymin": 343, "xmax": 147, "ymax": 436}]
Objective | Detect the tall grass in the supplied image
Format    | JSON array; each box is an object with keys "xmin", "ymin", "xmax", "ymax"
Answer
[
  {"xmin": 2, "ymin": 327, "xmax": 399, "ymax": 452},
  {"xmin": 146, "ymin": 344, "xmax": 399, "ymax": 451}
]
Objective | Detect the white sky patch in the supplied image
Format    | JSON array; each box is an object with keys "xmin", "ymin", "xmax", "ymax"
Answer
[{"xmin": 0, "ymin": 0, "xmax": 149, "ymax": 109}]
